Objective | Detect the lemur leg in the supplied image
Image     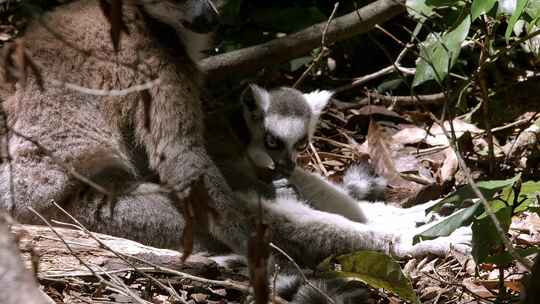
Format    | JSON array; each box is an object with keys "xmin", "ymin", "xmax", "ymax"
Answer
[
  {"xmin": 289, "ymin": 167, "xmax": 442, "ymax": 231},
  {"xmin": 0, "ymin": 92, "xmax": 133, "ymax": 223},
  {"xmin": 288, "ymin": 168, "xmax": 368, "ymax": 223},
  {"xmin": 360, "ymin": 200, "xmax": 441, "ymax": 231},
  {"xmin": 240, "ymin": 192, "xmax": 470, "ymax": 268},
  {"xmin": 62, "ymin": 182, "xmax": 187, "ymax": 249}
]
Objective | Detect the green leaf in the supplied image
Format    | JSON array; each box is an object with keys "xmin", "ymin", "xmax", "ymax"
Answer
[
  {"xmin": 505, "ymin": 0, "xmax": 530, "ymax": 42},
  {"xmin": 318, "ymin": 251, "xmax": 419, "ymax": 304},
  {"xmin": 414, "ymin": 202, "xmax": 480, "ymax": 244},
  {"xmin": 485, "ymin": 246, "xmax": 540, "ymax": 264},
  {"xmin": 471, "ymin": 0, "xmax": 497, "ymax": 20},
  {"xmin": 428, "ymin": 175, "xmax": 520, "ymax": 213},
  {"xmin": 500, "ymin": 180, "xmax": 540, "ymax": 212},
  {"xmin": 526, "ymin": 0, "xmax": 540, "ymax": 19},
  {"xmin": 406, "ymin": 0, "xmax": 436, "ymax": 20},
  {"xmin": 406, "ymin": 0, "xmax": 463, "ymax": 20},
  {"xmin": 289, "ymin": 56, "xmax": 312, "ymax": 72},
  {"xmin": 472, "ymin": 206, "xmax": 513, "ymax": 264},
  {"xmin": 377, "ymin": 78, "xmax": 404, "ymax": 92},
  {"xmin": 413, "ymin": 15, "xmax": 471, "ymax": 86}
]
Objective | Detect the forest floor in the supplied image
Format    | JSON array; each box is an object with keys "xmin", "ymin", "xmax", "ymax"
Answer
[{"xmin": 1, "ymin": 1, "xmax": 539, "ymax": 303}]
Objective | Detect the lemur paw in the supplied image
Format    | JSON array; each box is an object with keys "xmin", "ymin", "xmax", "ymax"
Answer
[
  {"xmin": 273, "ymin": 178, "xmax": 298, "ymax": 197},
  {"xmin": 395, "ymin": 226, "xmax": 472, "ymax": 258}
]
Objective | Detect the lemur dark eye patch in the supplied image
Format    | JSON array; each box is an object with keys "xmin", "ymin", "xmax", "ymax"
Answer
[
  {"xmin": 296, "ymin": 136, "xmax": 308, "ymax": 151},
  {"xmin": 264, "ymin": 133, "xmax": 283, "ymax": 150}
]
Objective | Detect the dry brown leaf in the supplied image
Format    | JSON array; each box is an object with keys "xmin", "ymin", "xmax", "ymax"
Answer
[
  {"xmin": 179, "ymin": 176, "xmax": 214, "ymax": 263},
  {"xmin": 248, "ymin": 214, "xmax": 270, "ymax": 304},
  {"xmin": 392, "ymin": 126, "xmax": 427, "ymax": 145},
  {"xmin": 511, "ymin": 212, "xmax": 540, "ymax": 233},
  {"xmin": 99, "ymin": 0, "xmax": 128, "ymax": 52},
  {"xmin": 439, "ymin": 147, "xmax": 458, "ymax": 182},
  {"xmin": 191, "ymin": 293, "xmax": 209, "ymax": 303},
  {"xmin": 426, "ymin": 119, "xmax": 484, "ymax": 146},
  {"xmin": 402, "ymin": 183, "xmax": 444, "ymax": 207},
  {"xmin": 394, "ymin": 154, "xmax": 421, "ymax": 174},
  {"xmin": 356, "ymin": 105, "xmax": 406, "ymax": 122},
  {"xmin": 322, "ymin": 159, "xmax": 344, "ymax": 167},
  {"xmin": 462, "ymin": 278, "xmax": 495, "ymax": 298},
  {"xmin": 367, "ymin": 120, "xmax": 408, "ymax": 187},
  {"xmin": 419, "ymin": 286, "xmax": 442, "ymax": 301}
]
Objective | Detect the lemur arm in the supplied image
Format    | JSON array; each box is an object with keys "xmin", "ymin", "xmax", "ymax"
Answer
[{"xmin": 288, "ymin": 168, "xmax": 368, "ymax": 223}]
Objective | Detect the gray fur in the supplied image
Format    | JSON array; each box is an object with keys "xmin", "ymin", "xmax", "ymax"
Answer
[
  {"xmin": 267, "ymin": 87, "xmax": 312, "ymax": 118},
  {"xmin": 0, "ymin": 0, "xmax": 245, "ymax": 251},
  {"xmin": 0, "ymin": 3, "xmax": 471, "ymax": 290},
  {"xmin": 275, "ymin": 274, "xmax": 369, "ymax": 304},
  {"xmin": 343, "ymin": 164, "xmax": 387, "ymax": 201},
  {"xmin": 241, "ymin": 86, "xmax": 331, "ymax": 177},
  {"xmin": 218, "ymin": 85, "xmax": 472, "ymax": 267}
]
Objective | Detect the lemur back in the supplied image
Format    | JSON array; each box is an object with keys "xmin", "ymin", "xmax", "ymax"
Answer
[{"xmin": 0, "ymin": 0, "xmax": 244, "ymax": 250}]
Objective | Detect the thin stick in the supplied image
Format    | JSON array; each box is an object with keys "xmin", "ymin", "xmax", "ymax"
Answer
[
  {"xmin": 293, "ymin": 2, "xmax": 340, "ymax": 88},
  {"xmin": 50, "ymin": 202, "xmax": 286, "ymax": 302},
  {"xmin": 270, "ymin": 242, "xmax": 335, "ymax": 304},
  {"xmin": 334, "ymin": 46, "xmax": 414, "ymax": 93},
  {"xmin": 26, "ymin": 207, "xmax": 149, "ymax": 304},
  {"xmin": 309, "ymin": 142, "xmax": 329, "ymax": 176}
]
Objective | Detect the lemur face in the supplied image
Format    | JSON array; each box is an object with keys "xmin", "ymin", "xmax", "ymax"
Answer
[{"xmin": 242, "ymin": 85, "xmax": 332, "ymax": 177}]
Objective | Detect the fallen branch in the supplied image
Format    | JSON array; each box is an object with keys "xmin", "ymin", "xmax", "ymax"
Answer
[
  {"xmin": 365, "ymin": 91, "xmax": 447, "ymax": 106},
  {"xmin": 11, "ymin": 224, "xmax": 218, "ymax": 278},
  {"xmin": 333, "ymin": 92, "xmax": 447, "ymax": 110},
  {"xmin": 0, "ymin": 214, "xmax": 54, "ymax": 304},
  {"xmin": 199, "ymin": 0, "xmax": 405, "ymax": 81}
]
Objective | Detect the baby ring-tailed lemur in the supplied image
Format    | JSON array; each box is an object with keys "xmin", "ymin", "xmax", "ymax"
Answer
[
  {"xmin": 210, "ymin": 85, "xmax": 472, "ymax": 263},
  {"xmin": 228, "ymin": 85, "xmax": 431, "ymax": 223},
  {"xmin": 209, "ymin": 85, "xmax": 471, "ymax": 304}
]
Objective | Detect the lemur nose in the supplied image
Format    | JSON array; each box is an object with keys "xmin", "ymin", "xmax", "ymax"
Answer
[{"xmin": 276, "ymin": 159, "xmax": 296, "ymax": 177}]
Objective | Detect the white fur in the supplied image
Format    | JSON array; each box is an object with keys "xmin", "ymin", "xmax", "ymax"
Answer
[
  {"xmin": 207, "ymin": 253, "xmax": 247, "ymax": 268},
  {"xmin": 269, "ymin": 193, "xmax": 367, "ymax": 231},
  {"xmin": 343, "ymin": 165, "xmax": 387, "ymax": 200},
  {"xmin": 269, "ymin": 182, "xmax": 472, "ymax": 257},
  {"xmin": 289, "ymin": 168, "xmax": 368, "ymax": 223},
  {"xmin": 303, "ymin": 90, "xmax": 332, "ymax": 136},
  {"xmin": 251, "ymin": 84, "xmax": 271, "ymax": 112},
  {"xmin": 303, "ymin": 90, "xmax": 333, "ymax": 116},
  {"xmin": 265, "ymin": 115, "xmax": 308, "ymax": 148}
]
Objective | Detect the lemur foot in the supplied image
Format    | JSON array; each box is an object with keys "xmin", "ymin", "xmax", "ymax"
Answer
[{"xmin": 394, "ymin": 226, "xmax": 472, "ymax": 258}]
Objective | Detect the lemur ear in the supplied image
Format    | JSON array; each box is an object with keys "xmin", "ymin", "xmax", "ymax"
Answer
[
  {"xmin": 246, "ymin": 84, "xmax": 271, "ymax": 113},
  {"xmin": 303, "ymin": 90, "xmax": 333, "ymax": 116}
]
